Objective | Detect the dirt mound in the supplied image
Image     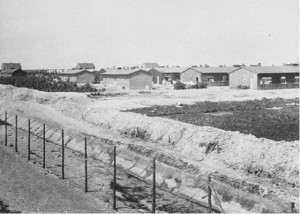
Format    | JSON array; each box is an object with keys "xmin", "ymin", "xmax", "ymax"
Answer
[
  {"xmin": 82, "ymin": 110, "xmax": 299, "ymax": 184},
  {"xmin": 0, "ymin": 85, "xmax": 298, "ymax": 185}
]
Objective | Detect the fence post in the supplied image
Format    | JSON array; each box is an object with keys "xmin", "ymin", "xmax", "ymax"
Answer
[
  {"xmin": 43, "ymin": 124, "xmax": 46, "ymax": 168},
  {"xmin": 28, "ymin": 119, "xmax": 30, "ymax": 161},
  {"xmin": 152, "ymin": 158, "xmax": 156, "ymax": 213},
  {"xmin": 291, "ymin": 202, "xmax": 295, "ymax": 213},
  {"xmin": 84, "ymin": 137, "xmax": 88, "ymax": 193},
  {"xmin": 208, "ymin": 175, "xmax": 212, "ymax": 213},
  {"xmin": 5, "ymin": 112, "xmax": 7, "ymax": 146},
  {"xmin": 113, "ymin": 146, "xmax": 117, "ymax": 210},
  {"xmin": 15, "ymin": 115, "xmax": 18, "ymax": 152},
  {"xmin": 61, "ymin": 129, "xmax": 64, "ymax": 179}
]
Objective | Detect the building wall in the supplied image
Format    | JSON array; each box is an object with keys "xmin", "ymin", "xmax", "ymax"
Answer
[
  {"xmin": 76, "ymin": 72, "xmax": 95, "ymax": 84},
  {"xmin": 148, "ymin": 69, "xmax": 163, "ymax": 84},
  {"xmin": 60, "ymin": 71, "xmax": 94, "ymax": 84},
  {"xmin": 129, "ymin": 73, "xmax": 152, "ymax": 89},
  {"xmin": 60, "ymin": 76, "xmax": 77, "ymax": 83},
  {"xmin": 0, "ymin": 70, "xmax": 27, "ymax": 77},
  {"xmin": 202, "ymin": 73, "xmax": 229, "ymax": 86},
  {"xmin": 0, "ymin": 73, "xmax": 12, "ymax": 77},
  {"xmin": 257, "ymin": 73, "xmax": 299, "ymax": 89},
  {"xmin": 102, "ymin": 76, "xmax": 130, "ymax": 89},
  {"xmin": 180, "ymin": 68, "xmax": 202, "ymax": 84},
  {"xmin": 12, "ymin": 70, "xmax": 27, "ymax": 77},
  {"xmin": 229, "ymin": 68, "xmax": 256, "ymax": 88}
]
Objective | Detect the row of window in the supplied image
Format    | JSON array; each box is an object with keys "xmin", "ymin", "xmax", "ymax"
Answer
[
  {"xmin": 261, "ymin": 76, "xmax": 299, "ymax": 85},
  {"xmin": 205, "ymin": 76, "xmax": 227, "ymax": 83}
]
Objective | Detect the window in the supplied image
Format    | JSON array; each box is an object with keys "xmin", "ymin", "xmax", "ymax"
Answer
[
  {"xmin": 295, "ymin": 76, "xmax": 299, "ymax": 84},
  {"xmin": 261, "ymin": 77, "xmax": 272, "ymax": 85},
  {"xmin": 206, "ymin": 76, "xmax": 214, "ymax": 83},
  {"xmin": 280, "ymin": 76, "xmax": 286, "ymax": 84}
]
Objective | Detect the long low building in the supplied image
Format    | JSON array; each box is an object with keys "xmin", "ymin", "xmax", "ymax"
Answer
[
  {"xmin": 0, "ymin": 62, "xmax": 27, "ymax": 77},
  {"xmin": 180, "ymin": 67, "xmax": 238, "ymax": 86},
  {"xmin": 102, "ymin": 69, "xmax": 152, "ymax": 90},
  {"xmin": 59, "ymin": 69, "xmax": 95, "ymax": 84},
  {"xmin": 156, "ymin": 67, "xmax": 189, "ymax": 83},
  {"xmin": 229, "ymin": 66, "xmax": 299, "ymax": 89}
]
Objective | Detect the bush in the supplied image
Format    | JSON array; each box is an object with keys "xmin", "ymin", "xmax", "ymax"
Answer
[
  {"xmin": 0, "ymin": 76, "xmax": 97, "ymax": 92},
  {"xmin": 191, "ymin": 82, "xmax": 207, "ymax": 89},
  {"xmin": 237, "ymin": 85, "xmax": 249, "ymax": 89},
  {"xmin": 173, "ymin": 81, "xmax": 186, "ymax": 90}
]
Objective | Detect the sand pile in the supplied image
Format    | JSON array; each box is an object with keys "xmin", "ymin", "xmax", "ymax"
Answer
[{"xmin": 82, "ymin": 109, "xmax": 299, "ymax": 184}]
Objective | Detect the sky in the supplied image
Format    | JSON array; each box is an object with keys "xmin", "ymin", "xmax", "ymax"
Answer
[{"xmin": 0, "ymin": 0, "xmax": 299, "ymax": 69}]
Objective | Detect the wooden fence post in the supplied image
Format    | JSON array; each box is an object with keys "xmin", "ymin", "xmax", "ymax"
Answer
[
  {"xmin": 208, "ymin": 175, "xmax": 212, "ymax": 213},
  {"xmin": 61, "ymin": 130, "xmax": 64, "ymax": 179},
  {"xmin": 113, "ymin": 146, "xmax": 117, "ymax": 210},
  {"xmin": 291, "ymin": 202, "xmax": 295, "ymax": 213},
  {"xmin": 84, "ymin": 137, "xmax": 88, "ymax": 193},
  {"xmin": 15, "ymin": 115, "xmax": 18, "ymax": 152},
  {"xmin": 28, "ymin": 119, "xmax": 30, "ymax": 161},
  {"xmin": 43, "ymin": 124, "xmax": 46, "ymax": 168},
  {"xmin": 5, "ymin": 112, "xmax": 7, "ymax": 146},
  {"xmin": 152, "ymin": 158, "xmax": 156, "ymax": 213}
]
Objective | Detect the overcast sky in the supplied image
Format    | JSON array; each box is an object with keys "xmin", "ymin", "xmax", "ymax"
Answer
[{"xmin": 0, "ymin": 0, "xmax": 298, "ymax": 69}]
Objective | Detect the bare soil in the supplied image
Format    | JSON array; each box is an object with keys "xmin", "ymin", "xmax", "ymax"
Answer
[
  {"xmin": 0, "ymin": 123, "xmax": 208, "ymax": 213},
  {"xmin": 126, "ymin": 98, "xmax": 299, "ymax": 141}
]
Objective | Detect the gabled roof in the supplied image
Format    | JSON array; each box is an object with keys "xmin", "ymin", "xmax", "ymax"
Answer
[
  {"xmin": 232, "ymin": 66, "xmax": 300, "ymax": 74},
  {"xmin": 192, "ymin": 66, "xmax": 239, "ymax": 74},
  {"xmin": 60, "ymin": 69, "xmax": 93, "ymax": 75},
  {"xmin": 102, "ymin": 68, "xmax": 151, "ymax": 76},
  {"xmin": 75, "ymin": 63, "xmax": 95, "ymax": 70},
  {"xmin": 156, "ymin": 67, "xmax": 189, "ymax": 74},
  {"xmin": 1, "ymin": 63, "xmax": 22, "ymax": 70},
  {"xmin": 141, "ymin": 62, "xmax": 160, "ymax": 68}
]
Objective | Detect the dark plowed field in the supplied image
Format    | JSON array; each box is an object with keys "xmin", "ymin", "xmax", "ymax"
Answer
[{"xmin": 126, "ymin": 98, "xmax": 299, "ymax": 141}]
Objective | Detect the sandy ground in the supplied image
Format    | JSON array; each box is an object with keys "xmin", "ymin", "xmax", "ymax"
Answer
[
  {"xmin": 0, "ymin": 144, "xmax": 113, "ymax": 213},
  {"xmin": 0, "ymin": 122, "xmax": 209, "ymax": 213},
  {"xmin": 0, "ymin": 84, "xmax": 299, "ymax": 212}
]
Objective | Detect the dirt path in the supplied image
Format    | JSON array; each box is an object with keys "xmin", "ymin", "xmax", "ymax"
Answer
[{"xmin": 0, "ymin": 144, "xmax": 113, "ymax": 213}]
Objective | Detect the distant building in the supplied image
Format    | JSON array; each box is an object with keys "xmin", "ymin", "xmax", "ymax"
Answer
[
  {"xmin": 75, "ymin": 63, "xmax": 95, "ymax": 70},
  {"xmin": 0, "ymin": 68, "xmax": 27, "ymax": 78},
  {"xmin": 102, "ymin": 69, "xmax": 152, "ymax": 90},
  {"xmin": 250, "ymin": 63, "xmax": 262, "ymax": 67},
  {"xmin": 0, "ymin": 63, "xmax": 26, "ymax": 77},
  {"xmin": 284, "ymin": 63, "xmax": 299, "ymax": 67},
  {"xmin": 157, "ymin": 67, "xmax": 188, "ymax": 83},
  {"xmin": 59, "ymin": 69, "xmax": 95, "ymax": 84},
  {"xmin": 229, "ymin": 66, "xmax": 299, "ymax": 89},
  {"xmin": 141, "ymin": 62, "xmax": 160, "ymax": 68},
  {"xmin": 1, "ymin": 63, "xmax": 22, "ymax": 70},
  {"xmin": 181, "ymin": 67, "xmax": 238, "ymax": 86},
  {"xmin": 142, "ymin": 68, "xmax": 163, "ymax": 84}
]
